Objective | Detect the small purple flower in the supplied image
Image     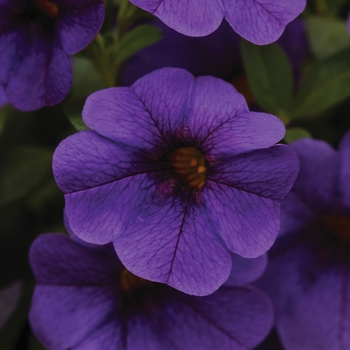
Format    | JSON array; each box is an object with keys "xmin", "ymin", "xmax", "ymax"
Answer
[
  {"xmin": 53, "ymin": 67, "xmax": 299, "ymax": 296},
  {"xmin": 257, "ymin": 131, "xmax": 350, "ymax": 349},
  {"xmin": 0, "ymin": 0, "xmax": 104, "ymax": 111},
  {"xmin": 129, "ymin": 0, "xmax": 306, "ymax": 44},
  {"xmin": 29, "ymin": 233, "xmax": 273, "ymax": 350}
]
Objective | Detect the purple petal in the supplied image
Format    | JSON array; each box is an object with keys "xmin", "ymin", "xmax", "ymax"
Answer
[
  {"xmin": 224, "ymin": 0, "xmax": 306, "ymax": 44},
  {"xmin": 167, "ymin": 286, "xmax": 273, "ymax": 349},
  {"xmin": 279, "ymin": 191, "xmax": 316, "ymax": 237},
  {"xmin": 30, "ymin": 285, "xmax": 117, "ymax": 350},
  {"xmin": 1, "ymin": 26, "xmax": 72, "ymax": 111},
  {"xmin": 113, "ymin": 194, "xmax": 232, "ymax": 296},
  {"xmin": 29, "ymin": 234, "xmax": 121, "ymax": 349},
  {"xmin": 29, "ymin": 234, "xmax": 120, "ymax": 285},
  {"xmin": 225, "ymin": 254, "xmax": 268, "ymax": 286},
  {"xmin": 55, "ymin": 0, "xmax": 105, "ymax": 54},
  {"xmin": 259, "ymin": 243, "xmax": 350, "ymax": 350},
  {"xmin": 199, "ymin": 110, "xmax": 285, "ymax": 155},
  {"xmin": 82, "ymin": 87, "xmax": 166, "ymax": 149},
  {"xmin": 203, "ymin": 184, "xmax": 280, "ymax": 258},
  {"xmin": 130, "ymin": 67, "xmax": 195, "ymax": 139},
  {"xmin": 185, "ymin": 76, "xmax": 285, "ymax": 154},
  {"xmin": 339, "ymin": 131, "xmax": 350, "ymax": 210},
  {"xmin": 291, "ymin": 138, "xmax": 339, "ymax": 213},
  {"xmin": 209, "ymin": 145, "xmax": 299, "ymax": 201},
  {"xmin": 130, "ymin": 0, "xmax": 224, "ymax": 37},
  {"xmin": 74, "ymin": 319, "xmax": 124, "ymax": 350}
]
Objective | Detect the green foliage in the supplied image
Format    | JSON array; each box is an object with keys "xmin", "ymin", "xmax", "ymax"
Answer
[
  {"xmin": 284, "ymin": 128, "xmax": 312, "ymax": 144},
  {"xmin": 116, "ymin": 25, "xmax": 163, "ymax": 64},
  {"xmin": 241, "ymin": 40, "xmax": 293, "ymax": 119},
  {"xmin": 0, "ymin": 147, "xmax": 52, "ymax": 207},
  {"xmin": 306, "ymin": 16, "xmax": 350, "ymax": 60},
  {"xmin": 288, "ymin": 47, "xmax": 350, "ymax": 118}
]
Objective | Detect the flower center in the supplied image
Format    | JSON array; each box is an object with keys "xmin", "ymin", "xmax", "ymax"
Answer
[
  {"xmin": 321, "ymin": 215, "xmax": 350, "ymax": 244},
  {"xmin": 34, "ymin": 0, "xmax": 59, "ymax": 19},
  {"xmin": 171, "ymin": 147, "xmax": 207, "ymax": 189},
  {"xmin": 120, "ymin": 269, "xmax": 153, "ymax": 294}
]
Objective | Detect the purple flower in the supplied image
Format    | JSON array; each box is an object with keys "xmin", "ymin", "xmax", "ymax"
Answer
[
  {"xmin": 53, "ymin": 67, "xmax": 299, "ymax": 296},
  {"xmin": 0, "ymin": 0, "xmax": 104, "ymax": 111},
  {"xmin": 29, "ymin": 233, "xmax": 274, "ymax": 350},
  {"xmin": 128, "ymin": 0, "xmax": 306, "ymax": 44},
  {"xmin": 256, "ymin": 131, "xmax": 350, "ymax": 349}
]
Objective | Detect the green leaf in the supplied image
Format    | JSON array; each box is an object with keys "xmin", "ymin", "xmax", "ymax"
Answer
[
  {"xmin": 241, "ymin": 40, "xmax": 293, "ymax": 116},
  {"xmin": 306, "ymin": 16, "xmax": 350, "ymax": 60},
  {"xmin": 65, "ymin": 112, "xmax": 89, "ymax": 131},
  {"xmin": 116, "ymin": 25, "xmax": 163, "ymax": 64},
  {"xmin": 284, "ymin": 127, "xmax": 312, "ymax": 144},
  {"xmin": 0, "ymin": 147, "xmax": 52, "ymax": 207},
  {"xmin": 289, "ymin": 47, "xmax": 350, "ymax": 118}
]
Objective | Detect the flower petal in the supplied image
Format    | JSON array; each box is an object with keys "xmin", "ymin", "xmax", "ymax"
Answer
[
  {"xmin": 209, "ymin": 145, "xmax": 299, "ymax": 201},
  {"xmin": 258, "ymin": 242, "xmax": 350, "ymax": 350},
  {"xmin": 55, "ymin": 0, "xmax": 105, "ymax": 54},
  {"xmin": 225, "ymin": 254, "xmax": 268, "ymax": 286},
  {"xmin": 203, "ymin": 184, "xmax": 280, "ymax": 258},
  {"xmin": 161, "ymin": 286, "xmax": 273, "ymax": 349},
  {"xmin": 1, "ymin": 26, "xmax": 71, "ymax": 111},
  {"xmin": 113, "ymin": 195, "xmax": 232, "ymax": 296},
  {"xmin": 130, "ymin": 0, "xmax": 224, "ymax": 36},
  {"xmin": 224, "ymin": 0, "xmax": 306, "ymax": 44},
  {"xmin": 82, "ymin": 87, "xmax": 166, "ymax": 149},
  {"xmin": 30, "ymin": 285, "xmax": 117, "ymax": 350},
  {"xmin": 29, "ymin": 234, "xmax": 120, "ymax": 285},
  {"xmin": 291, "ymin": 138, "xmax": 339, "ymax": 213}
]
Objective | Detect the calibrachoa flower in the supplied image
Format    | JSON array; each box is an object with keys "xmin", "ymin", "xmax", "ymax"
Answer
[
  {"xmin": 0, "ymin": 0, "xmax": 104, "ymax": 111},
  {"xmin": 53, "ymin": 67, "xmax": 299, "ymax": 296},
  {"xmin": 29, "ymin": 233, "xmax": 274, "ymax": 350},
  {"xmin": 128, "ymin": 0, "xmax": 306, "ymax": 44},
  {"xmin": 257, "ymin": 131, "xmax": 350, "ymax": 350}
]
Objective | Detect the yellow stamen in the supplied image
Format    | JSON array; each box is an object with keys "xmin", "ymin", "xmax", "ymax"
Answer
[{"xmin": 172, "ymin": 147, "xmax": 207, "ymax": 189}]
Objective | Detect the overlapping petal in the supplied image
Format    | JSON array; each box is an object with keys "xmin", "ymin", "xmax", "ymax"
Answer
[
  {"xmin": 0, "ymin": 0, "xmax": 104, "ymax": 111},
  {"xmin": 224, "ymin": 0, "xmax": 306, "ymax": 45},
  {"xmin": 129, "ymin": 0, "xmax": 306, "ymax": 44},
  {"xmin": 209, "ymin": 145, "xmax": 299, "ymax": 200},
  {"xmin": 114, "ymin": 194, "xmax": 232, "ymax": 295},
  {"xmin": 203, "ymin": 184, "xmax": 280, "ymax": 258},
  {"xmin": 30, "ymin": 234, "xmax": 274, "ymax": 350},
  {"xmin": 225, "ymin": 254, "xmax": 268, "ymax": 286},
  {"xmin": 55, "ymin": 0, "xmax": 105, "ymax": 54},
  {"xmin": 130, "ymin": 0, "xmax": 224, "ymax": 37},
  {"xmin": 290, "ymin": 139, "xmax": 339, "ymax": 212},
  {"xmin": 259, "ymin": 242, "xmax": 350, "ymax": 350},
  {"xmin": 0, "ymin": 21, "xmax": 71, "ymax": 111}
]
